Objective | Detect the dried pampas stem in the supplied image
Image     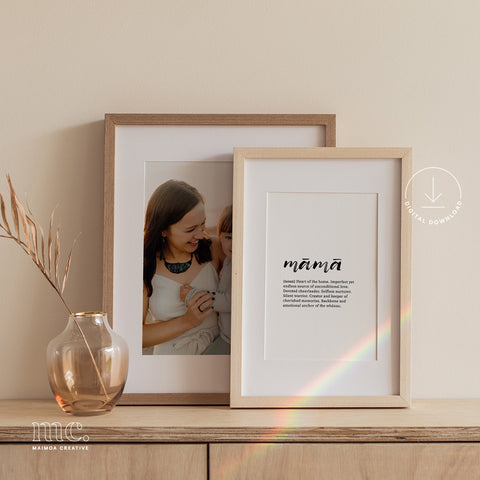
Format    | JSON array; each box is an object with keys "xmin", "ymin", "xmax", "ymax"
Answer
[
  {"xmin": 0, "ymin": 175, "xmax": 76, "ymax": 315},
  {"xmin": 0, "ymin": 175, "xmax": 111, "ymax": 404}
]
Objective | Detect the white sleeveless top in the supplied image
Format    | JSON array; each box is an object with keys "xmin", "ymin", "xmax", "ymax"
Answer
[{"xmin": 148, "ymin": 262, "xmax": 219, "ymax": 355}]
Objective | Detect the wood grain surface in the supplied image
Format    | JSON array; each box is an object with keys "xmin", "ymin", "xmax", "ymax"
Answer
[
  {"xmin": 1, "ymin": 399, "xmax": 479, "ymax": 443},
  {"xmin": 210, "ymin": 443, "xmax": 480, "ymax": 480},
  {"xmin": 0, "ymin": 444, "xmax": 206, "ymax": 480}
]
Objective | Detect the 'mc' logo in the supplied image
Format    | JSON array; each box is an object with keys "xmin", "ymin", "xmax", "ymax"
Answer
[{"xmin": 32, "ymin": 422, "xmax": 89, "ymax": 442}]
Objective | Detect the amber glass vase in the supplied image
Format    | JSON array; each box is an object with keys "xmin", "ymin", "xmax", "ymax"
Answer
[{"xmin": 46, "ymin": 312, "xmax": 129, "ymax": 416}]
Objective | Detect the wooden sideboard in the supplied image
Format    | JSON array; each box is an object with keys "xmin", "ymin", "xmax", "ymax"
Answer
[{"xmin": 1, "ymin": 399, "xmax": 479, "ymax": 479}]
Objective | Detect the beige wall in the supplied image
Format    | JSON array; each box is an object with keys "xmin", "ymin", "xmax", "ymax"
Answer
[{"xmin": 0, "ymin": 0, "xmax": 478, "ymax": 399}]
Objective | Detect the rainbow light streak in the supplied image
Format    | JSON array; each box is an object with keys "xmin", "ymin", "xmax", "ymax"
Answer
[{"xmin": 216, "ymin": 304, "xmax": 412, "ymax": 479}]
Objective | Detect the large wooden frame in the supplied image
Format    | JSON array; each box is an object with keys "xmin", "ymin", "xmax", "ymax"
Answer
[
  {"xmin": 231, "ymin": 147, "xmax": 412, "ymax": 408},
  {"xmin": 103, "ymin": 114, "xmax": 336, "ymax": 405}
]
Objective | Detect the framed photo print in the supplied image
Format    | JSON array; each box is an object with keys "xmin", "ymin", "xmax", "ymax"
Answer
[
  {"xmin": 231, "ymin": 147, "xmax": 412, "ymax": 408},
  {"xmin": 103, "ymin": 114, "xmax": 336, "ymax": 405}
]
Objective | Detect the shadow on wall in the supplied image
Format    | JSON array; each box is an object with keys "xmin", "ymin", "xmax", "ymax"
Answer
[{"xmin": 0, "ymin": 120, "xmax": 106, "ymax": 398}]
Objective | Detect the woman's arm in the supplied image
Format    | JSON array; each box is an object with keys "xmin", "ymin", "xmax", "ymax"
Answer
[
  {"xmin": 142, "ymin": 285, "xmax": 150, "ymax": 324},
  {"xmin": 142, "ymin": 286, "xmax": 215, "ymax": 348}
]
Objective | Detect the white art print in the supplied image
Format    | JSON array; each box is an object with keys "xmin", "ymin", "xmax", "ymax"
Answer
[{"xmin": 265, "ymin": 192, "xmax": 378, "ymax": 362}]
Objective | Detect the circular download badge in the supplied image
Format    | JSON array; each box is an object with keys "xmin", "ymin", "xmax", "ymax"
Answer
[{"xmin": 404, "ymin": 167, "xmax": 462, "ymax": 226}]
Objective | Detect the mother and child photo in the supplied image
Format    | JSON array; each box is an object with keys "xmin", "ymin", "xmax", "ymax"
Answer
[{"xmin": 142, "ymin": 179, "xmax": 232, "ymax": 355}]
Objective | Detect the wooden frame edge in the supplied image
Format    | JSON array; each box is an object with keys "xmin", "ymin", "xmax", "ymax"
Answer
[
  {"xmin": 399, "ymin": 149, "xmax": 413, "ymax": 407},
  {"xmin": 231, "ymin": 395, "xmax": 410, "ymax": 409},
  {"xmin": 104, "ymin": 113, "xmax": 336, "ymax": 149},
  {"xmin": 118, "ymin": 393, "xmax": 230, "ymax": 406},
  {"xmin": 230, "ymin": 150, "xmax": 246, "ymax": 407},
  {"xmin": 103, "ymin": 114, "xmax": 116, "ymax": 326}
]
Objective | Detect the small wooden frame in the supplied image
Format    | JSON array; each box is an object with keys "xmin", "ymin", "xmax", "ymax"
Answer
[
  {"xmin": 231, "ymin": 147, "xmax": 412, "ymax": 408},
  {"xmin": 103, "ymin": 114, "xmax": 336, "ymax": 405}
]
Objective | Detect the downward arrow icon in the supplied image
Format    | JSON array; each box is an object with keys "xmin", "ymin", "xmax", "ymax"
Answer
[{"xmin": 424, "ymin": 177, "xmax": 443, "ymax": 203}]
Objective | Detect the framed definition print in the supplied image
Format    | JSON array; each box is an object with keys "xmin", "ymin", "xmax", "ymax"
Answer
[
  {"xmin": 103, "ymin": 114, "xmax": 336, "ymax": 405},
  {"xmin": 231, "ymin": 147, "xmax": 412, "ymax": 408}
]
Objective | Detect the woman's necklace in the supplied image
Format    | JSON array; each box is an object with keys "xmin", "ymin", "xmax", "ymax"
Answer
[{"xmin": 164, "ymin": 254, "xmax": 193, "ymax": 274}]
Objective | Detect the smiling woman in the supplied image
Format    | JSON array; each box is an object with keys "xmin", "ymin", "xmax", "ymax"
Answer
[{"xmin": 142, "ymin": 179, "xmax": 223, "ymax": 355}]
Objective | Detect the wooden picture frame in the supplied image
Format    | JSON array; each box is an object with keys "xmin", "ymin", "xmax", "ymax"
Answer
[
  {"xmin": 231, "ymin": 147, "xmax": 412, "ymax": 408},
  {"xmin": 103, "ymin": 114, "xmax": 336, "ymax": 405}
]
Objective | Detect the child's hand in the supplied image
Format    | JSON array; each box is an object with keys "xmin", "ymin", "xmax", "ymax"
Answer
[{"xmin": 180, "ymin": 284, "xmax": 193, "ymax": 303}]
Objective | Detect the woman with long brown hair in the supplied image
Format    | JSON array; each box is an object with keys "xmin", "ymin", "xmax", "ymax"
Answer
[{"xmin": 143, "ymin": 179, "xmax": 220, "ymax": 354}]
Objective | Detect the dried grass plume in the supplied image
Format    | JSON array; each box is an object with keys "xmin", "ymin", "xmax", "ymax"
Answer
[{"xmin": 0, "ymin": 174, "xmax": 77, "ymax": 314}]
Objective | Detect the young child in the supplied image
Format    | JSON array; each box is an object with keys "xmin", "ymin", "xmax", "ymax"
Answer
[{"xmin": 181, "ymin": 205, "xmax": 232, "ymax": 354}]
